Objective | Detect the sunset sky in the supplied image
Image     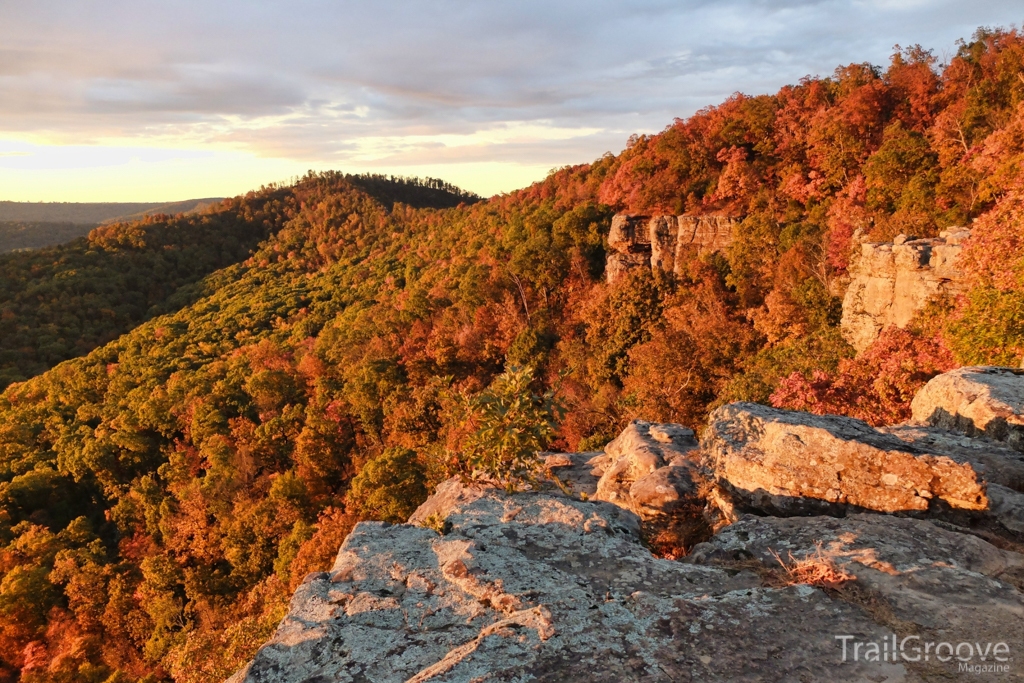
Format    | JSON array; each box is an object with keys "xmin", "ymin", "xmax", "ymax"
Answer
[{"xmin": 1, "ymin": 0, "xmax": 1021, "ymax": 201}]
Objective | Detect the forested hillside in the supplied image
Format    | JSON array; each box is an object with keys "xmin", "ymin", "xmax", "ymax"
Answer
[
  {"xmin": 0, "ymin": 191, "xmax": 292, "ymax": 389},
  {"xmin": 3, "ymin": 28, "xmax": 1024, "ymax": 683},
  {"xmin": 0, "ymin": 224, "xmax": 97, "ymax": 255},
  {"xmin": 0, "ymin": 200, "xmax": 225, "ymax": 227},
  {"xmin": 0, "ymin": 176, "xmax": 477, "ymax": 390}
]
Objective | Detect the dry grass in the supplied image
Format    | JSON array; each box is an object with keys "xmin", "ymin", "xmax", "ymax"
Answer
[{"xmin": 766, "ymin": 543, "xmax": 856, "ymax": 589}]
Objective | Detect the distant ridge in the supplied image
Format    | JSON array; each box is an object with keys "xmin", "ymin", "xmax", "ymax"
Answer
[
  {"xmin": 0, "ymin": 197, "xmax": 223, "ymax": 224},
  {"xmin": 0, "ymin": 198, "xmax": 224, "ymax": 252}
]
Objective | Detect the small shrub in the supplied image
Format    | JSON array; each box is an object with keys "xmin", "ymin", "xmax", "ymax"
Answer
[
  {"xmin": 576, "ymin": 433, "xmax": 614, "ymax": 452},
  {"xmin": 446, "ymin": 365, "xmax": 565, "ymax": 491},
  {"xmin": 420, "ymin": 512, "xmax": 451, "ymax": 536}
]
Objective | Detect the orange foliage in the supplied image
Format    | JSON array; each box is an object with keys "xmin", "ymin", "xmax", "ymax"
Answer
[
  {"xmin": 8, "ymin": 27, "xmax": 1024, "ymax": 683},
  {"xmin": 623, "ymin": 257, "xmax": 760, "ymax": 427}
]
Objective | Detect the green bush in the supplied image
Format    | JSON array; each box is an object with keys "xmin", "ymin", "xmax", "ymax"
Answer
[
  {"xmin": 945, "ymin": 286, "xmax": 1024, "ymax": 366},
  {"xmin": 346, "ymin": 447, "xmax": 428, "ymax": 523},
  {"xmin": 456, "ymin": 366, "xmax": 564, "ymax": 491}
]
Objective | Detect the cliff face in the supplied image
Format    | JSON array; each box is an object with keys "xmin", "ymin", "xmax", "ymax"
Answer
[
  {"xmin": 606, "ymin": 214, "xmax": 738, "ymax": 284},
  {"xmin": 232, "ymin": 366, "xmax": 1024, "ymax": 682},
  {"xmin": 840, "ymin": 229, "xmax": 969, "ymax": 352}
]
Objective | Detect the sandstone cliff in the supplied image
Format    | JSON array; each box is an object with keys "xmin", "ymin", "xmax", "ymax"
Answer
[
  {"xmin": 231, "ymin": 366, "xmax": 1024, "ymax": 682},
  {"xmin": 606, "ymin": 214, "xmax": 738, "ymax": 284},
  {"xmin": 841, "ymin": 229, "xmax": 969, "ymax": 352}
]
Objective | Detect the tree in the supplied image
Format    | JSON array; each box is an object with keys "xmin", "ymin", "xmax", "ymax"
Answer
[
  {"xmin": 770, "ymin": 327, "xmax": 954, "ymax": 425},
  {"xmin": 346, "ymin": 448, "xmax": 427, "ymax": 523},
  {"xmin": 446, "ymin": 366, "xmax": 564, "ymax": 491}
]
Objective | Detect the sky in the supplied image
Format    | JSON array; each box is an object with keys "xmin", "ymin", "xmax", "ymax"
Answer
[{"xmin": 0, "ymin": 1, "xmax": 1021, "ymax": 202}]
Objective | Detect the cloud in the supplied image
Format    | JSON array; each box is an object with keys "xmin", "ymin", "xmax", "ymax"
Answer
[{"xmin": 0, "ymin": 0, "xmax": 1021, "ymax": 196}]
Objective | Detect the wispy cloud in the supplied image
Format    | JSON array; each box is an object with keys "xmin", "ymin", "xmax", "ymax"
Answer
[{"xmin": 0, "ymin": 0, "xmax": 1020, "ymax": 198}]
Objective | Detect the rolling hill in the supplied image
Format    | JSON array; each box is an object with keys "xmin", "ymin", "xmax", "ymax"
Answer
[{"xmin": 0, "ymin": 199, "xmax": 224, "ymax": 253}]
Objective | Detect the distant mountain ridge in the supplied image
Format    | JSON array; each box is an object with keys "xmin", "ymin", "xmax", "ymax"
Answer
[
  {"xmin": 0, "ymin": 198, "xmax": 224, "ymax": 224},
  {"xmin": 0, "ymin": 198, "xmax": 225, "ymax": 253}
]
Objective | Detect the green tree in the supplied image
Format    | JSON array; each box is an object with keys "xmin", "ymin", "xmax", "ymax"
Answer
[
  {"xmin": 346, "ymin": 448, "xmax": 428, "ymax": 523},
  {"xmin": 452, "ymin": 366, "xmax": 564, "ymax": 491}
]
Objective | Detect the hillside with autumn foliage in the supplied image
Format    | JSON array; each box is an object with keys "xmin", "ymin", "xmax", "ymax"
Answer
[{"xmin": 3, "ymin": 27, "xmax": 1024, "ymax": 683}]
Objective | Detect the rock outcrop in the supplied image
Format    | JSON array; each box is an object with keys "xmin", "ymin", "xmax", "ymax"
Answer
[
  {"xmin": 232, "ymin": 481, "xmax": 958, "ymax": 683},
  {"xmin": 840, "ymin": 229, "xmax": 969, "ymax": 352},
  {"xmin": 606, "ymin": 214, "xmax": 739, "ymax": 284},
  {"xmin": 233, "ymin": 366, "xmax": 1024, "ymax": 682},
  {"xmin": 911, "ymin": 366, "xmax": 1024, "ymax": 451},
  {"xmin": 589, "ymin": 420, "xmax": 701, "ymax": 517},
  {"xmin": 703, "ymin": 401, "xmax": 1024, "ymax": 534},
  {"xmin": 690, "ymin": 514, "xmax": 1024, "ymax": 673}
]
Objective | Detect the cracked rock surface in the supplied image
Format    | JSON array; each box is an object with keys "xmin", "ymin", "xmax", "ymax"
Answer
[
  {"xmin": 690, "ymin": 514, "xmax": 1024, "ymax": 679},
  {"xmin": 229, "ymin": 481, "xmax": 924, "ymax": 683}
]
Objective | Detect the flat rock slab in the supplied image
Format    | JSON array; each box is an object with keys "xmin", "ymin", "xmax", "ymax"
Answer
[
  {"xmin": 703, "ymin": 402, "xmax": 988, "ymax": 515},
  {"xmin": 690, "ymin": 515, "xmax": 1024, "ymax": 680},
  {"xmin": 911, "ymin": 366, "xmax": 1024, "ymax": 452},
  {"xmin": 228, "ymin": 484, "xmax": 915, "ymax": 683}
]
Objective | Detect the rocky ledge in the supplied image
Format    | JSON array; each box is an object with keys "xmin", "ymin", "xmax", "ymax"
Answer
[
  {"xmin": 605, "ymin": 214, "xmax": 739, "ymax": 284},
  {"xmin": 841, "ymin": 229, "xmax": 969, "ymax": 352},
  {"xmin": 230, "ymin": 367, "xmax": 1024, "ymax": 682}
]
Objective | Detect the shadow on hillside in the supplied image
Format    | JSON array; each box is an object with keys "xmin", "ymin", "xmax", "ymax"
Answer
[{"xmin": 347, "ymin": 173, "xmax": 482, "ymax": 210}]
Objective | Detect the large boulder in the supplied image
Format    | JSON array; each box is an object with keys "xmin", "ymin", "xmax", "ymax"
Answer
[
  {"xmin": 703, "ymin": 402, "xmax": 1024, "ymax": 537},
  {"xmin": 703, "ymin": 402, "xmax": 989, "ymax": 515},
  {"xmin": 881, "ymin": 423, "xmax": 1024, "ymax": 493},
  {"xmin": 231, "ymin": 389, "xmax": 1024, "ymax": 682},
  {"xmin": 591, "ymin": 420, "xmax": 702, "ymax": 517},
  {"xmin": 911, "ymin": 366, "xmax": 1024, "ymax": 451},
  {"xmin": 230, "ymin": 482, "xmax": 925, "ymax": 683}
]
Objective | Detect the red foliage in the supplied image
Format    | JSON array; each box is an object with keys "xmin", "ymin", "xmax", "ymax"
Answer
[
  {"xmin": 959, "ymin": 187, "xmax": 1024, "ymax": 291},
  {"xmin": 885, "ymin": 45, "xmax": 940, "ymax": 131},
  {"xmin": 770, "ymin": 327, "xmax": 955, "ymax": 425},
  {"xmin": 825, "ymin": 175, "xmax": 868, "ymax": 274},
  {"xmin": 286, "ymin": 508, "xmax": 358, "ymax": 590}
]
